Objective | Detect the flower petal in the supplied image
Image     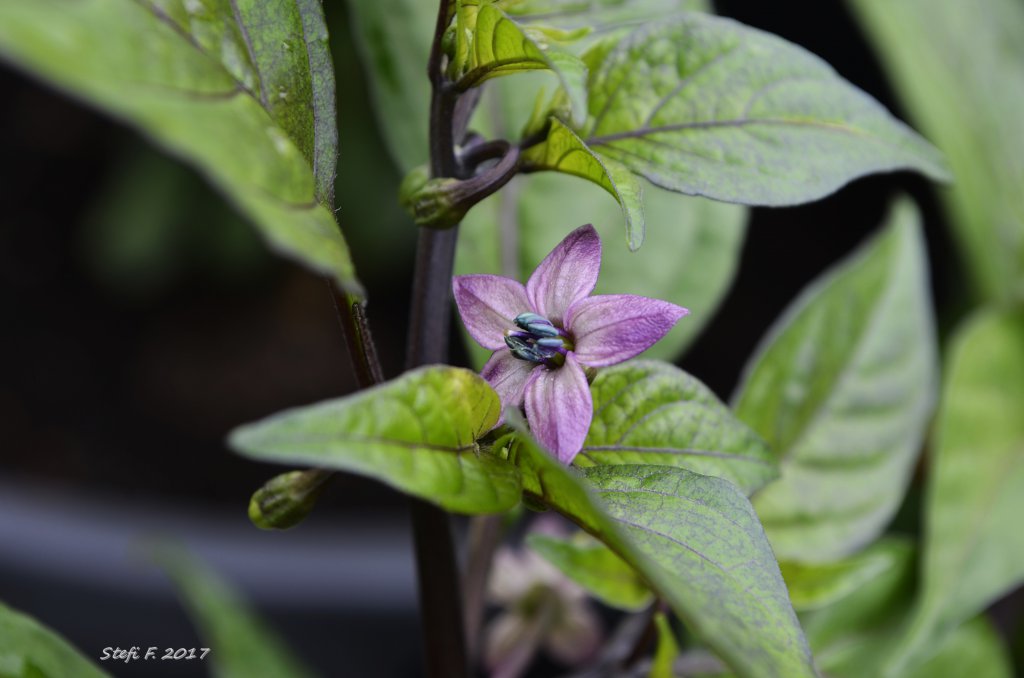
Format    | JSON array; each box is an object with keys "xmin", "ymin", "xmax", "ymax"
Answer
[
  {"xmin": 487, "ymin": 549, "xmax": 534, "ymax": 604},
  {"xmin": 526, "ymin": 224, "xmax": 602, "ymax": 324},
  {"xmin": 524, "ymin": 354, "xmax": 593, "ymax": 464},
  {"xmin": 544, "ymin": 601, "xmax": 602, "ymax": 666},
  {"xmin": 481, "ymin": 349, "xmax": 535, "ymax": 410},
  {"xmin": 567, "ymin": 294, "xmax": 689, "ymax": 367},
  {"xmin": 485, "ymin": 612, "xmax": 544, "ymax": 678},
  {"xmin": 453, "ymin": 275, "xmax": 530, "ymax": 350}
]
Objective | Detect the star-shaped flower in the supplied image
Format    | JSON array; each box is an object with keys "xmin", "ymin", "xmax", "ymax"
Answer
[
  {"xmin": 484, "ymin": 518, "xmax": 603, "ymax": 677},
  {"xmin": 453, "ymin": 224, "xmax": 688, "ymax": 463}
]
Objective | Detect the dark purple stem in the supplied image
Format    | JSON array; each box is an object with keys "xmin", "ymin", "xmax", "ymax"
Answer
[{"xmin": 406, "ymin": 1, "xmax": 469, "ymax": 677}]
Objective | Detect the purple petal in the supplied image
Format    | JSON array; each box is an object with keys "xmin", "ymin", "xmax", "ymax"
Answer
[
  {"xmin": 526, "ymin": 224, "xmax": 602, "ymax": 325},
  {"xmin": 453, "ymin": 275, "xmax": 530, "ymax": 350},
  {"xmin": 524, "ymin": 354, "xmax": 593, "ymax": 464},
  {"xmin": 544, "ymin": 601, "xmax": 603, "ymax": 666},
  {"xmin": 567, "ymin": 294, "xmax": 689, "ymax": 367},
  {"xmin": 482, "ymin": 349, "xmax": 535, "ymax": 410}
]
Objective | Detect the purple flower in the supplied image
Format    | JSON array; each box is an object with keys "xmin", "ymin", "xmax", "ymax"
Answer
[
  {"xmin": 485, "ymin": 517, "xmax": 603, "ymax": 677},
  {"xmin": 453, "ymin": 224, "xmax": 688, "ymax": 463}
]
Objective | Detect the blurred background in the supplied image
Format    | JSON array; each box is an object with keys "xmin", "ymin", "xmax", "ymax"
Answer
[{"xmin": 0, "ymin": 1, "xmax": 1007, "ymax": 676}]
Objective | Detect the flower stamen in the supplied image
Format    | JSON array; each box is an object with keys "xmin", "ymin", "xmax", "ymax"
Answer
[{"xmin": 505, "ymin": 312, "xmax": 574, "ymax": 367}]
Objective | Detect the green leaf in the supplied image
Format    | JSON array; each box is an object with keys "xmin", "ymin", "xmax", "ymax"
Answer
[
  {"xmin": 651, "ymin": 613, "xmax": 681, "ymax": 678},
  {"xmin": 139, "ymin": 0, "xmax": 338, "ymax": 200},
  {"xmin": 886, "ymin": 309, "xmax": 1024, "ymax": 675},
  {"xmin": 583, "ymin": 14, "xmax": 949, "ymax": 206},
  {"xmin": 0, "ymin": 0, "xmax": 359, "ymax": 294},
  {"xmin": 513, "ymin": 423, "xmax": 816, "ymax": 678},
  {"xmin": 0, "ymin": 601, "xmax": 110, "ymax": 678},
  {"xmin": 229, "ymin": 366, "xmax": 521, "ymax": 514},
  {"xmin": 527, "ymin": 532, "xmax": 653, "ymax": 611},
  {"xmin": 797, "ymin": 538, "xmax": 916, "ymax": 678},
  {"xmin": 780, "ymin": 538, "xmax": 911, "ymax": 612},
  {"xmin": 734, "ymin": 199, "xmax": 938, "ymax": 561},
  {"xmin": 522, "ymin": 117, "xmax": 645, "ymax": 248},
  {"xmin": 903, "ymin": 617, "xmax": 1013, "ymax": 678},
  {"xmin": 506, "ymin": 0, "xmax": 711, "ymax": 34},
  {"xmin": 849, "ymin": 0, "xmax": 1024, "ymax": 303},
  {"xmin": 156, "ymin": 0, "xmax": 338, "ymax": 204},
  {"xmin": 347, "ymin": 0, "xmax": 434, "ymax": 171},
  {"xmin": 450, "ymin": 2, "xmax": 589, "ymax": 125},
  {"xmin": 581, "ymin": 361, "xmax": 777, "ymax": 496},
  {"xmin": 156, "ymin": 548, "xmax": 316, "ymax": 678}
]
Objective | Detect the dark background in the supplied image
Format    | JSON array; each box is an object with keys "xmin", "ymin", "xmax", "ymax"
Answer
[{"xmin": 0, "ymin": 2, "xmax": 1009, "ymax": 677}]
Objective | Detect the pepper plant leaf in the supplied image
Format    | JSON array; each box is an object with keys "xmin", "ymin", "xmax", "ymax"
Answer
[
  {"xmin": 347, "ymin": 0, "xmax": 435, "ymax": 171},
  {"xmin": 583, "ymin": 13, "xmax": 949, "ymax": 205},
  {"xmin": 522, "ymin": 118, "xmax": 645, "ymax": 248},
  {"xmin": 527, "ymin": 532, "xmax": 653, "ymax": 611},
  {"xmin": 902, "ymin": 617, "xmax": 1013, "ymax": 678},
  {"xmin": 512, "ymin": 421, "xmax": 816, "ymax": 678},
  {"xmin": 450, "ymin": 2, "xmax": 589, "ymax": 125},
  {"xmin": 230, "ymin": 366, "xmax": 521, "ymax": 514},
  {"xmin": 734, "ymin": 199, "xmax": 938, "ymax": 561},
  {"xmin": 885, "ymin": 308, "xmax": 1024, "ymax": 675},
  {"xmin": 506, "ymin": 0, "xmax": 711, "ymax": 33},
  {"xmin": 850, "ymin": 0, "xmax": 1024, "ymax": 303},
  {"xmin": 797, "ymin": 538, "xmax": 914, "ymax": 678},
  {"xmin": 780, "ymin": 538, "xmax": 911, "ymax": 612},
  {"xmin": 581, "ymin": 361, "xmax": 777, "ymax": 496},
  {"xmin": 0, "ymin": 601, "xmax": 111, "ymax": 678},
  {"xmin": 156, "ymin": 548, "xmax": 316, "ymax": 678},
  {"xmin": 0, "ymin": 0, "xmax": 359, "ymax": 293},
  {"xmin": 651, "ymin": 613, "xmax": 681, "ymax": 678}
]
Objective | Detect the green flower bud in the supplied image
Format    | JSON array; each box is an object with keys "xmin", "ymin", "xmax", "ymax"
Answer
[
  {"xmin": 398, "ymin": 166, "xmax": 468, "ymax": 230},
  {"xmin": 248, "ymin": 469, "xmax": 331, "ymax": 530}
]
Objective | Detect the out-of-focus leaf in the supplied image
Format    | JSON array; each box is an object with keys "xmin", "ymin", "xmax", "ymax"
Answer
[
  {"xmin": 347, "ymin": 0, "xmax": 435, "ymax": 171},
  {"xmin": 734, "ymin": 199, "xmax": 937, "ymax": 561},
  {"xmin": 521, "ymin": 118, "xmax": 645, "ymax": 248},
  {"xmin": 581, "ymin": 361, "xmax": 777, "ymax": 496},
  {"xmin": 157, "ymin": 549, "xmax": 316, "ymax": 678},
  {"xmin": 0, "ymin": 0, "xmax": 359, "ymax": 293},
  {"xmin": 798, "ymin": 538, "xmax": 915, "ymax": 678},
  {"xmin": 583, "ymin": 14, "xmax": 948, "ymax": 206},
  {"xmin": 0, "ymin": 601, "xmax": 110, "ymax": 678},
  {"xmin": 903, "ymin": 617, "xmax": 1012, "ymax": 678},
  {"xmin": 513, "ymin": 423, "xmax": 816, "ymax": 678},
  {"xmin": 450, "ymin": 2, "xmax": 588, "ymax": 125},
  {"xmin": 886, "ymin": 309, "xmax": 1024, "ymax": 675},
  {"xmin": 651, "ymin": 613, "xmax": 681, "ymax": 678},
  {"xmin": 80, "ymin": 142, "xmax": 269, "ymax": 299},
  {"xmin": 230, "ymin": 366, "xmax": 521, "ymax": 514},
  {"xmin": 780, "ymin": 538, "xmax": 909, "ymax": 612},
  {"xmin": 849, "ymin": 0, "xmax": 1024, "ymax": 303},
  {"xmin": 527, "ymin": 532, "xmax": 653, "ymax": 611}
]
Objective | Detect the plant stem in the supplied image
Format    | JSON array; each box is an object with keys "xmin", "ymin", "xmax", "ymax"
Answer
[
  {"xmin": 406, "ymin": 1, "xmax": 469, "ymax": 677},
  {"xmin": 329, "ymin": 286, "xmax": 384, "ymax": 387},
  {"xmin": 463, "ymin": 514, "xmax": 505, "ymax": 660}
]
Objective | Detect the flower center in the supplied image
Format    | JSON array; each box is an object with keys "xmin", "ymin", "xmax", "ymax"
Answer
[{"xmin": 504, "ymin": 312, "xmax": 574, "ymax": 367}]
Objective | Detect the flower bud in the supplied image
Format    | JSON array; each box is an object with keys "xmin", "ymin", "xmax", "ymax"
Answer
[{"xmin": 248, "ymin": 469, "xmax": 331, "ymax": 530}]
